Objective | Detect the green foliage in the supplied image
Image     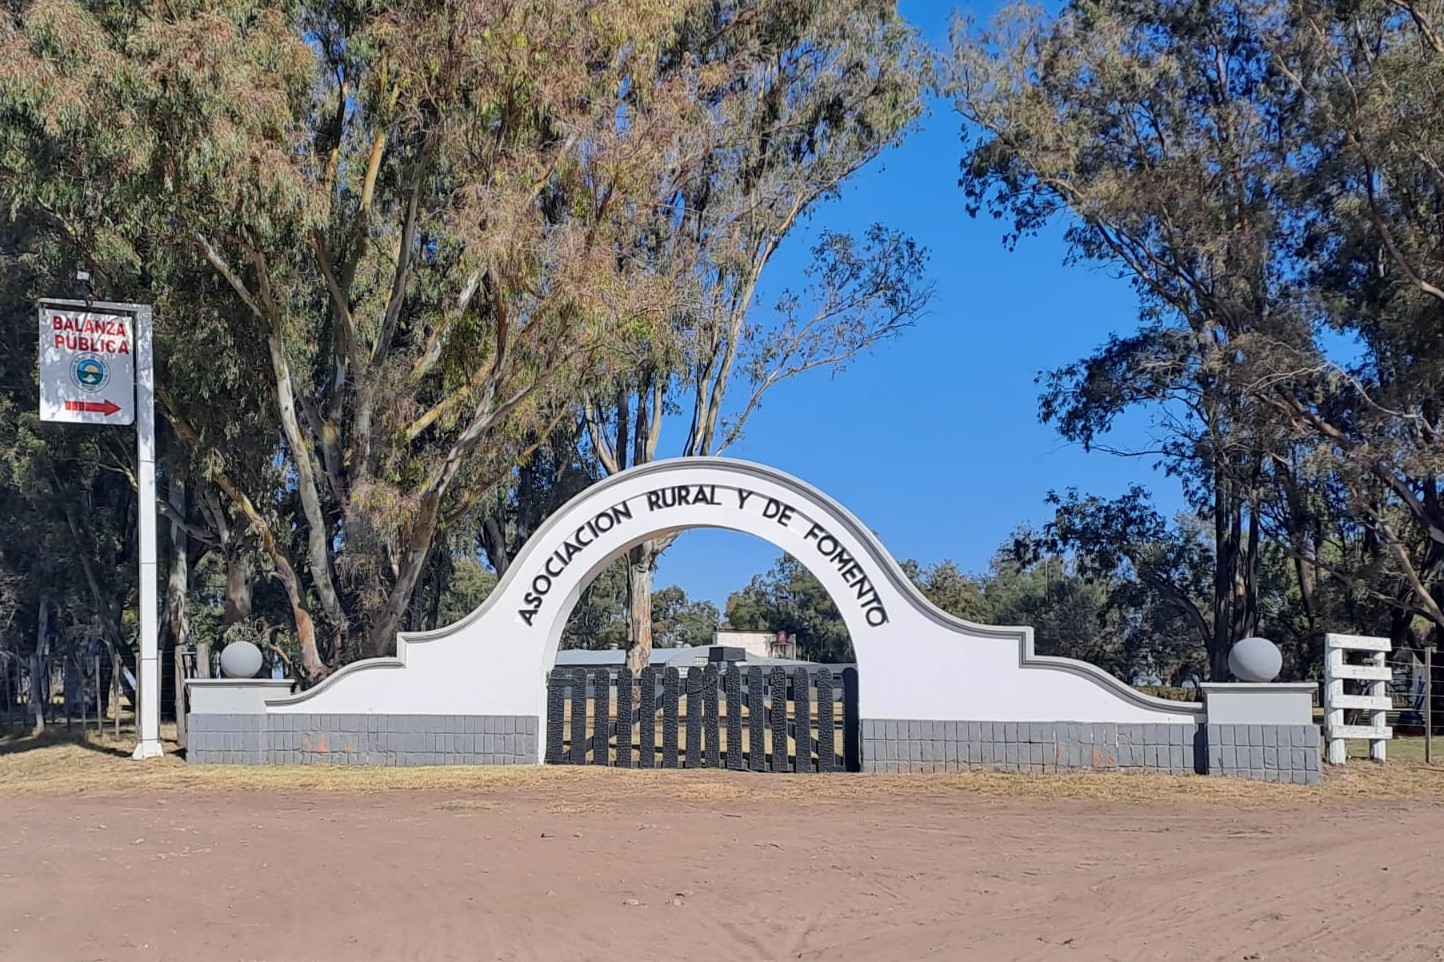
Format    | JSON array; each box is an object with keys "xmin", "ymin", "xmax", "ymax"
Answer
[
  {"xmin": 726, "ymin": 555, "xmax": 855, "ymax": 663},
  {"xmin": 952, "ymin": 0, "xmax": 1444, "ymax": 673},
  {"xmin": 560, "ymin": 560, "xmax": 629, "ymax": 652},
  {"xmin": 434, "ymin": 558, "xmax": 499, "ymax": 631},
  {"xmin": 558, "ymin": 560, "xmax": 718, "ymax": 652},
  {"xmin": 651, "ymin": 586, "xmax": 721, "ymax": 650},
  {"xmin": 4, "ymin": 0, "xmax": 941, "ymax": 679},
  {"xmin": 911, "ymin": 532, "xmax": 1203, "ymax": 685},
  {"xmin": 726, "ymin": 538, "xmax": 1203, "ymax": 681},
  {"xmin": 577, "ymin": 0, "xmax": 934, "ymax": 669},
  {"xmin": 901, "ymin": 558, "xmax": 987, "ymax": 621}
]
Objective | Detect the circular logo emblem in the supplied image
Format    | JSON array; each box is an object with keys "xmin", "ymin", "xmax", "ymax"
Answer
[{"xmin": 72, "ymin": 355, "xmax": 109, "ymax": 393}]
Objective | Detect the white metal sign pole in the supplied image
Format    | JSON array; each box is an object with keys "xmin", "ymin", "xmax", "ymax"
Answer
[
  {"xmin": 132, "ymin": 303, "xmax": 162, "ymax": 759},
  {"xmin": 37, "ymin": 294, "xmax": 161, "ymax": 759}
]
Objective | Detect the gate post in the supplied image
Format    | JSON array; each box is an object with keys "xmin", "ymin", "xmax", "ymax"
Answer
[
  {"xmin": 842, "ymin": 667, "xmax": 861, "ymax": 773},
  {"xmin": 544, "ymin": 669, "xmax": 566, "ymax": 764}
]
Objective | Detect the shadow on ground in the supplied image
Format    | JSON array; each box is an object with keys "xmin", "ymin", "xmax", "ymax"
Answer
[{"xmin": 0, "ymin": 729, "xmax": 136, "ymax": 759}]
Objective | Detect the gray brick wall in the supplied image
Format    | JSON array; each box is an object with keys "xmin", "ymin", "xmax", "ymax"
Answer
[
  {"xmin": 860, "ymin": 720, "xmax": 1200, "ymax": 775},
  {"xmin": 187, "ymin": 713, "xmax": 538, "ymax": 766},
  {"xmin": 1205, "ymin": 723, "xmax": 1320, "ymax": 785},
  {"xmin": 187, "ymin": 713, "xmax": 266, "ymax": 765},
  {"xmin": 187, "ymin": 713, "xmax": 1320, "ymax": 783}
]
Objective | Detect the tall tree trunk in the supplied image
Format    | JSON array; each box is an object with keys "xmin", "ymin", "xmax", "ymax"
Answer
[
  {"xmin": 30, "ymin": 597, "xmax": 49, "ymax": 734},
  {"xmin": 222, "ymin": 555, "xmax": 252, "ymax": 628},
  {"xmin": 212, "ymin": 473, "xmax": 326, "ymax": 679},
  {"xmin": 404, "ymin": 547, "xmax": 446, "ymax": 633},
  {"xmin": 63, "ymin": 653, "xmax": 82, "ymax": 725},
  {"xmin": 422, "ymin": 551, "xmax": 450, "ymax": 631},
  {"xmin": 1211, "ymin": 471, "xmax": 1237, "ymax": 681},
  {"xmin": 262, "ymin": 322, "xmax": 348, "ymax": 635},
  {"xmin": 166, "ymin": 466, "xmax": 190, "ymax": 726},
  {"xmin": 1232, "ymin": 501, "xmax": 1261, "ymax": 642},
  {"xmin": 479, "ymin": 516, "xmax": 511, "ymax": 578},
  {"xmin": 198, "ymin": 551, "xmax": 247, "ymax": 677},
  {"xmin": 624, "ymin": 541, "xmax": 656, "ymax": 673}
]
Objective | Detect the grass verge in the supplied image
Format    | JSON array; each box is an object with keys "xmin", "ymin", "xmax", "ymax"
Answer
[{"xmin": 2, "ymin": 728, "xmax": 1440, "ymax": 806}]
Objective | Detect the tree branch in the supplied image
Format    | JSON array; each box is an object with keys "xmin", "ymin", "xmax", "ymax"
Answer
[{"xmin": 246, "ymin": 248, "xmax": 349, "ymax": 637}]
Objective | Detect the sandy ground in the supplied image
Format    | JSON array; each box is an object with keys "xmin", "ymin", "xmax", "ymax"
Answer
[{"xmin": 1, "ymin": 781, "xmax": 1441, "ymax": 962}]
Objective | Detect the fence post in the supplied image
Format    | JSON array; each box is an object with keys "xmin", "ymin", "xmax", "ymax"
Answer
[
  {"xmin": 1427, "ymin": 645, "xmax": 1434, "ymax": 766},
  {"xmin": 568, "ymin": 670, "xmax": 588, "ymax": 765},
  {"xmin": 545, "ymin": 670, "xmax": 566, "ymax": 764},
  {"xmin": 793, "ymin": 669, "xmax": 813, "ymax": 773},
  {"xmin": 842, "ymin": 667, "xmax": 861, "ymax": 773},
  {"xmin": 1323, "ymin": 633, "xmax": 1393, "ymax": 765},
  {"xmin": 768, "ymin": 667, "xmax": 789, "ymax": 773},
  {"xmin": 174, "ymin": 648, "xmax": 187, "ymax": 750},
  {"xmin": 725, "ymin": 665, "xmax": 743, "ymax": 770},
  {"xmin": 816, "ymin": 669, "xmax": 837, "ymax": 772},
  {"xmin": 1324, "ymin": 642, "xmax": 1345, "ymax": 765},
  {"xmin": 639, "ymin": 667, "xmax": 656, "ymax": 769},
  {"xmin": 616, "ymin": 667, "xmax": 633, "ymax": 769},
  {"xmin": 747, "ymin": 667, "xmax": 766, "ymax": 772},
  {"xmin": 589, "ymin": 669, "xmax": 610, "ymax": 766},
  {"xmin": 111, "ymin": 647, "xmax": 120, "ymax": 739},
  {"xmin": 1368, "ymin": 647, "xmax": 1388, "ymax": 763},
  {"xmin": 662, "ymin": 668, "xmax": 680, "ymax": 768},
  {"xmin": 702, "ymin": 664, "xmax": 720, "ymax": 769},
  {"xmin": 75, "ymin": 655, "xmax": 85, "ymax": 734},
  {"xmin": 684, "ymin": 667, "xmax": 703, "ymax": 768},
  {"xmin": 93, "ymin": 656, "xmax": 101, "ymax": 736}
]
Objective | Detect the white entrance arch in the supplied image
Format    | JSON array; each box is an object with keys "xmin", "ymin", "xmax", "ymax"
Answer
[{"xmin": 264, "ymin": 457, "xmax": 1200, "ymax": 765}]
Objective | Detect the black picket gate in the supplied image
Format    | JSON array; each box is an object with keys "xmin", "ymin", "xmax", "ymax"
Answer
[{"xmin": 545, "ymin": 664, "xmax": 860, "ymax": 773}]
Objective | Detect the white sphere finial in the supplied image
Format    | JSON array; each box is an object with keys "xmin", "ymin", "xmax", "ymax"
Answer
[
  {"xmin": 1228, "ymin": 636, "xmax": 1282, "ymax": 683},
  {"xmin": 219, "ymin": 640, "xmax": 265, "ymax": 679}
]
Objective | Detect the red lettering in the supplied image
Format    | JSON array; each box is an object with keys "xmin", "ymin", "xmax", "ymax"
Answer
[
  {"xmin": 51, "ymin": 315, "xmax": 128, "ymax": 336},
  {"xmin": 49, "ymin": 315, "xmax": 131, "ymax": 354},
  {"xmin": 50, "ymin": 332, "xmax": 131, "ymax": 354}
]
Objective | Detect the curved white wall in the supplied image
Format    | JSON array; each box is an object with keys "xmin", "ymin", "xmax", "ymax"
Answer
[{"xmin": 267, "ymin": 459, "xmax": 1200, "ymax": 751}]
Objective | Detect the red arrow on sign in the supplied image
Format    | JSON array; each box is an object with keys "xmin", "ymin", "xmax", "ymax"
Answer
[{"xmin": 63, "ymin": 399, "xmax": 122, "ymax": 416}]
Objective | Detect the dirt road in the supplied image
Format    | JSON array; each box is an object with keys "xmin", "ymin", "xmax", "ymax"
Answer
[{"xmin": 1, "ymin": 785, "xmax": 1440, "ymax": 962}]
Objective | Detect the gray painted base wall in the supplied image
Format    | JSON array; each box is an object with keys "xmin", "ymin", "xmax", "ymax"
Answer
[
  {"xmin": 1206, "ymin": 723, "xmax": 1320, "ymax": 785},
  {"xmin": 187, "ymin": 713, "xmax": 1322, "ymax": 784},
  {"xmin": 861, "ymin": 720, "xmax": 1200, "ymax": 775},
  {"xmin": 861, "ymin": 719, "xmax": 1322, "ymax": 784},
  {"xmin": 187, "ymin": 713, "xmax": 537, "ymax": 766}
]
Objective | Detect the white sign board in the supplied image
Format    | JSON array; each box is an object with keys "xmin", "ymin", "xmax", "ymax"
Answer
[{"xmin": 38, "ymin": 306, "xmax": 136, "ymax": 425}]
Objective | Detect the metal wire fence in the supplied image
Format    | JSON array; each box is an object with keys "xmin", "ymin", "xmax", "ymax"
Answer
[{"xmin": 1, "ymin": 645, "xmax": 129, "ymax": 737}]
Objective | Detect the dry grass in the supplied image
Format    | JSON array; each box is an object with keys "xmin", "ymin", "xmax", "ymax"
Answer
[
  {"xmin": 1344, "ymin": 734, "xmax": 1432, "ymax": 763},
  {"xmin": 2, "ymin": 728, "xmax": 1441, "ymax": 806}
]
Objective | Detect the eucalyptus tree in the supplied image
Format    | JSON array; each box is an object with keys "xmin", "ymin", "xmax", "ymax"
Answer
[
  {"xmin": 951, "ymin": 0, "xmax": 1315, "ymax": 677},
  {"xmin": 1252, "ymin": 0, "xmax": 1444, "ymax": 644},
  {"xmin": 581, "ymin": 0, "xmax": 934, "ymax": 671},
  {"xmin": 2, "ymin": 0, "xmax": 864, "ymax": 680},
  {"xmin": 952, "ymin": 0, "xmax": 1444, "ymax": 660}
]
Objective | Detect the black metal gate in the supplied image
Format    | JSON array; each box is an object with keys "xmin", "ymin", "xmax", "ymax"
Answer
[{"xmin": 545, "ymin": 664, "xmax": 860, "ymax": 772}]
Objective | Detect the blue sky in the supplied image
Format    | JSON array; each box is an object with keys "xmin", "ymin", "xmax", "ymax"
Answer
[{"xmin": 652, "ymin": 1, "xmax": 1184, "ymax": 610}]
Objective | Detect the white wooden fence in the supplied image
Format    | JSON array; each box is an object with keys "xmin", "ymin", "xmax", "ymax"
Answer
[{"xmin": 1324, "ymin": 633, "xmax": 1393, "ymax": 764}]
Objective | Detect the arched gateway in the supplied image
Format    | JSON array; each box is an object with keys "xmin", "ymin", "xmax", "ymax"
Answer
[{"xmin": 185, "ymin": 458, "xmax": 1321, "ymax": 784}]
